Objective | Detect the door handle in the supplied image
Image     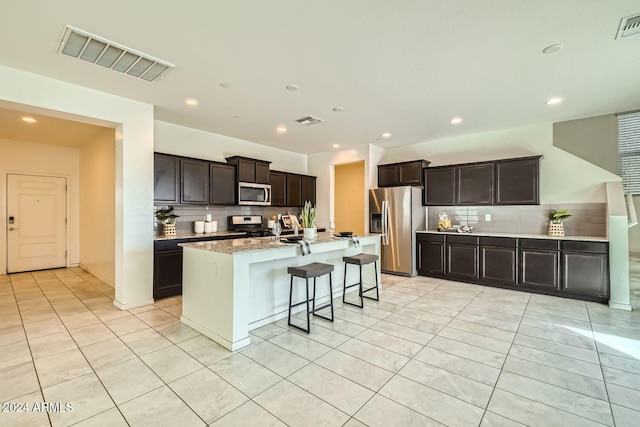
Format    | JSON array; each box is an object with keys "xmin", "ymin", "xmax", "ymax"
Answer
[{"xmin": 9, "ymin": 227, "xmax": 17, "ymax": 231}]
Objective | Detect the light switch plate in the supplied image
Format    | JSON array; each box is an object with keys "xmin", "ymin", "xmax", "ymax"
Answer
[{"xmin": 485, "ymin": 214, "xmax": 491, "ymax": 221}]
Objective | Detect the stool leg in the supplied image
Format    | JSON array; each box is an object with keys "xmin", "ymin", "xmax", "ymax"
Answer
[
  {"xmin": 287, "ymin": 275, "xmax": 294, "ymax": 327},
  {"xmin": 374, "ymin": 261, "xmax": 380, "ymax": 300},
  {"xmin": 329, "ymin": 273, "xmax": 334, "ymax": 321},
  {"xmin": 359, "ymin": 264, "xmax": 364, "ymax": 307},
  {"xmin": 305, "ymin": 278, "xmax": 311, "ymax": 333},
  {"xmin": 342, "ymin": 264, "xmax": 348, "ymax": 304},
  {"xmin": 312, "ymin": 277, "xmax": 317, "ymax": 314}
]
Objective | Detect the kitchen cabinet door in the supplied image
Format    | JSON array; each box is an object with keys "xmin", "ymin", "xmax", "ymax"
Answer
[
  {"xmin": 377, "ymin": 164, "xmax": 398, "ymax": 187},
  {"xmin": 154, "ymin": 250, "xmax": 183, "ymax": 299},
  {"xmin": 209, "ymin": 162, "xmax": 236, "ymax": 205},
  {"xmin": 560, "ymin": 241, "xmax": 609, "ymax": 299},
  {"xmin": 446, "ymin": 235, "xmax": 479, "ymax": 280},
  {"xmin": 301, "ymin": 175, "xmax": 316, "ymax": 206},
  {"xmin": 480, "ymin": 237, "xmax": 518, "ymax": 286},
  {"xmin": 519, "ymin": 239, "xmax": 559, "ymax": 289},
  {"xmin": 287, "ymin": 174, "xmax": 303, "ymax": 207},
  {"xmin": 398, "ymin": 162, "xmax": 424, "ymax": 186},
  {"xmin": 456, "ymin": 163, "xmax": 493, "ymax": 205},
  {"xmin": 181, "ymin": 159, "xmax": 209, "ymax": 204},
  {"xmin": 255, "ymin": 161, "xmax": 270, "ymax": 184},
  {"xmin": 236, "ymin": 158, "xmax": 256, "ymax": 183},
  {"xmin": 416, "ymin": 236, "xmax": 446, "ymax": 277},
  {"xmin": 424, "ymin": 167, "xmax": 455, "ymax": 206},
  {"xmin": 270, "ymin": 171, "xmax": 287, "ymax": 206},
  {"xmin": 495, "ymin": 157, "xmax": 540, "ymax": 205},
  {"xmin": 154, "ymin": 153, "xmax": 180, "ymax": 204}
]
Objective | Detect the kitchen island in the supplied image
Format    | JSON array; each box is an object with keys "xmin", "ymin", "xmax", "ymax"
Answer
[{"xmin": 179, "ymin": 233, "xmax": 381, "ymax": 350}]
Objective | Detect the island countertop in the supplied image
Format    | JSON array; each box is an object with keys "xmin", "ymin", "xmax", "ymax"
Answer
[{"xmin": 179, "ymin": 233, "xmax": 379, "ymax": 255}]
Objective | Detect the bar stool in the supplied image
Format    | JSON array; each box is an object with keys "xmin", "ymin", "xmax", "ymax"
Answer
[
  {"xmin": 287, "ymin": 262, "xmax": 335, "ymax": 333},
  {"xmin": 342, "ymin": 253, "xmax": 379, "ymax": 308}
]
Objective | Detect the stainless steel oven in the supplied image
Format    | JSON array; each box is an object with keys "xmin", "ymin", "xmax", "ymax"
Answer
[{"xmin": 238, "ymin": 182, "xmax": 271, "ymax": 206}]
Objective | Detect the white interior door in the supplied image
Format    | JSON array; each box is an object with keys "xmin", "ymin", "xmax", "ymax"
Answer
[{"xmin": 7, "ymin": 174, "xmax": 67, "ymax": 273}]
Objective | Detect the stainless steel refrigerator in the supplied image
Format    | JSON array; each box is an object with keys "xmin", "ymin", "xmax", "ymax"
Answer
[{"xmin": 369, "ymin": 187, "xmax": 425, "ymax": 276}]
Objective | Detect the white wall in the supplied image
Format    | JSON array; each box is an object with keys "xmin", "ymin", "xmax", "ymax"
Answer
[
  {"xmin": 381, "ymin": 123, "xmax": 621, "ymax": 203},
  {"xmin": 0, "ymin": 138, "xmax": 80, "ymax": 274},
  {"xmin": 0, "ymin": 65, "xmax": 154, "ymax": 309},
  {"xmin": 79, "ymin": 128, "xmax": 116, "ymax": 286},
  {"xmin": 154, "ymin": 121, "xmax": 307, "ymax": 174}
]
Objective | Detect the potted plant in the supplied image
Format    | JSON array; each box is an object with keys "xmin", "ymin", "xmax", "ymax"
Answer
[
  {"xmin": 548, "ymin": 209, "xmax": 570, "ymax": 236},
  {"xmin": 300, "ymin": 201, "xmax": 317, "ymax": 241},
  {"xmin": 155, "ymin": 206, "xmax": 179, "ymax": 236}
]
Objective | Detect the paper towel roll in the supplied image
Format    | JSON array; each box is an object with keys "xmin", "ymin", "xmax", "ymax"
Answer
[{"xmin": 194, "ymin": 220, "xmax": 205, "ymax": 233}]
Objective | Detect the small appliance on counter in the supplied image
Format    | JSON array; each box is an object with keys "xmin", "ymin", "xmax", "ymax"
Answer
[{"xmin": 228, "ymin": 215, "xmax": 273, "ymax": 237}]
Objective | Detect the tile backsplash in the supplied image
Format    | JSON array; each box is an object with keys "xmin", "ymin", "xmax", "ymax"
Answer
[
  {"xmin": 427, "ymin": 203, "xmax": 607, "ymax": 237},
  {"xmin": 154, "ymin": 205, "xmax": 302, "ymax": 235}
]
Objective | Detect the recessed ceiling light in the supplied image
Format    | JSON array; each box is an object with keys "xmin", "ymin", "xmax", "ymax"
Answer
[
  {"xmin": 546, "ymin": 97, "xmax": 564, "ymax": 105},
  {"xmin": 21, "ymin": 116, "xmax": 36, "ymax": 123},
  {"xmin": 332, "ymin": 143, "xmax": 340, "ymax": 148},
  {"xmin": 219, "ymin": 82, "xmax": 230, "ymax": 88},
  {"xmin": 184, "ymin": 98, "xmax": 199, "ymax": 106},
  {"xmin": 450, "ymin": 117, "xmax": 463, "ymax": 124},
  {"xmin": 286, "ymin": 84, "xmax": 299, "ymax": 91},
  {"xmin": 332, "ymin": 107, "xmax": 344, "ymax": 112},
  {"xmin": 276, "ymin": 125, "xmax": 287, "ymax": 134},
  {"xmin": 542, "ymin": 44, "xmax": 563, "ymax": 54},
  {"xmin": 382, "ymin": 132, "xmax": 392, "ymax": 138}
]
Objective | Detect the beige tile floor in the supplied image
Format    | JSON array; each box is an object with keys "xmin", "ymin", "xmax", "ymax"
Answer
[{"xmin": 1, "ymin": 268, "xmax": 640, "ymax": 426}]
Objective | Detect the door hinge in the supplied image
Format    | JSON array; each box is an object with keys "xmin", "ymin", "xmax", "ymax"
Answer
[{"xmin": 65, "ymin": 218, "xmax": 67, "ymax": 224}]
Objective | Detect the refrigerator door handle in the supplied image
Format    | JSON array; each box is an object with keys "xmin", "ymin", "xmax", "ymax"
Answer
[{"xmin": 382, "ymin": 200, "xmax": 389, "ymax": 245}]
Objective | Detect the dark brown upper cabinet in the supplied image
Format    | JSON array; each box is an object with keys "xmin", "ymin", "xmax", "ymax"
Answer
[
  {"xmin": 270, "ymin": 171, "xmax": 287, "ymax": 207},
  {"xmin": 423, "ymin": 156, "xmax": 541, "ymax": 206},
  {"xmin": 270, "ymin": 171, "xmax": 316, "ymax": 207},
  {"xmin": 301, "ymin": 175, "xmax": 316, "ymax": 206},
  {"xmin": 209, "ymin": 162, "xmax": 236, "ymax": 205},
  {"xmin": 378, "ymin": 160, "xmax": 430, "ymax": 187},
  {"xmin": 456, "ymin": 163, "xmax": 494, "ymax": 205},
  {"xmin": 180, "ymin": 158, "xmax": 209, "ymax": 204},
  {"xmin": 495, "ymin": 156, "xmax": 541, "ymax": 205},
  {"xmin": 423, "ymin": 166, "xmax": 455, "ymax": 206},
  {"xmin": 225, "ymin": 156, "xmax": 271, "ymax": 184},
  {"xmin": 287, "ymin": 174, "xmax": 303, "ymax": 207},
  {"xmin": 154, "ymin": 153, "xmax": 180, "ymax": 204}
]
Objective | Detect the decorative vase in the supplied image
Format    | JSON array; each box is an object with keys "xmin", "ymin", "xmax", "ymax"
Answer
[
  {"xmin": 162, "ymin": 222, "xmax": 177, "ymax": 236},
  {"xmin": 303, "ymin": 227, "xmax": 317, "ymax": 241},
  {"xmin": 548, "ymin": 221, "xmax": 564, "ymax": 237}
]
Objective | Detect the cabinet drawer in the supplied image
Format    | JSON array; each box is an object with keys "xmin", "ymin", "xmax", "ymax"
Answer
[
  {"xmin": 417, "ymin": 233, "xmax": 445, "ymax": 243},
  {"xmin": 480, "ymin": 237, "xmax": 517, "ymax": 248},
  {"xmin": 561, "ymin": 241, "xmax": 608, "ymax": 254},
  {"xmin": 520, "ymin": 239, "xmax": 559, "ymax": 250},
  {"xmin": 446, "ymin": 234, "xmax": 478, "ymax": 245}
]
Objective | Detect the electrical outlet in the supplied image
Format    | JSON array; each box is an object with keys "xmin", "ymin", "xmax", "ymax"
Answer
[{"xmin": 485, "ymin": 214, "xmax": 491, "ymax": 221}]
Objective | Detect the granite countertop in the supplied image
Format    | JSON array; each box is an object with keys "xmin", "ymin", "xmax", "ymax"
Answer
[
  {"xmin": 154, "ymin": 231, "xmax": 246, "ymax": 241},
  {"xmin": 179, "ymin": 233, "xmax": 378, "ymax": 255},
  {"xmin": 417, "ymin": 230, "xmax": 608, "ymax": 242}
]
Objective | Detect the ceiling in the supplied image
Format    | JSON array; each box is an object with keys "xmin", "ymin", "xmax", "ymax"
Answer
[{"xmin": 1, "ymin": 1, "xmax": 639, "ymax": 154}]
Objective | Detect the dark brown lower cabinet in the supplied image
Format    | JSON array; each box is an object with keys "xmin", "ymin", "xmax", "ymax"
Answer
[
  {"xmin": 561, "ymin": 241, "xmax": 609, "ymax": 298},
  {"xmin": 417, "ymin": 234, "xmax": 445, "ymax": 277},
  {"xmin": 519, "ymin": 239, "xmax": 560, "ymax": 290},
  {"xmin": 479, "ymin": 237, "xmax": 517, "ymax": 286},
  {"xmin": 416, "ymin": 233, "xmax": 609, "ymax": 303},
  {"xmin": 446, "ymin": 235, "xmax": 479, "ymax": 280}
]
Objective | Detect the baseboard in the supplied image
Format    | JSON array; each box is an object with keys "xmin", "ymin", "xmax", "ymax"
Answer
[{"xmin": 78, "ymin": 263, "xmax": 115, "ymax": 288}]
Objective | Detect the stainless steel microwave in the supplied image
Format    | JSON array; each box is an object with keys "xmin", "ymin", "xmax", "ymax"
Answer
[{"xmin": 238, "ymin": 182, "xmax": 272, "ymax": 206}]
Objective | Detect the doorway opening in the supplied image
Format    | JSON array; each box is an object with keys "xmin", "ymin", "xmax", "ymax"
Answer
[{"xmin": 334, "ymin": 161, "xmax": 365, "ymax": 235}]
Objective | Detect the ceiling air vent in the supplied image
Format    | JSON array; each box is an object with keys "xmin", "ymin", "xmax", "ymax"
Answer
[
  {"xmin": 56, "ymin": 26, "xmax": 174, "ymax": 82},
  {"xmin": 295, "ymin": 115, "xmax": 324, "ymax": 126},
  {"xmin": 616, "ymin": 13, "xmax": 640, "ymax": 39}
]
